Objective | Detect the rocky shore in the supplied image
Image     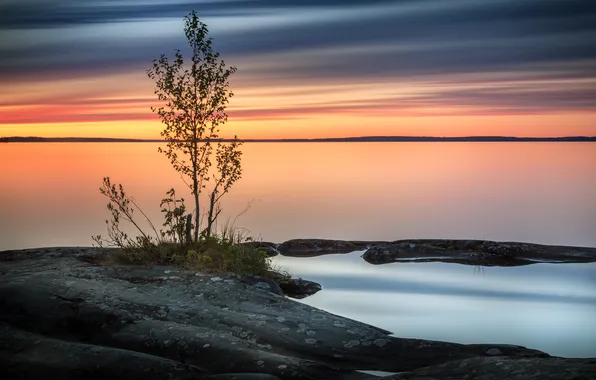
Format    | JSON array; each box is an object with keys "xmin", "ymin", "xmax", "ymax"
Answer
[
  {"xmin": 1, "ymin": 242, "xmax": 595, "ymax": 379},
  {"xmin": 257, "ymin": 238, "xmax": 596, "ymax": 267}
]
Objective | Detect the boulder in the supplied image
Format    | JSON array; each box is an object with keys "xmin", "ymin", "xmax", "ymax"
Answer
[
  {"xmin": 275, "ymin": 278, "xmax": 322, "ymax": 299},
  {"xmin": 236, "ymin": 274, "xmax": 285, "ymax": 296},
  {"xmin": 235, "ymin": 274, "xmax": 322, "ymax": 299},
  {"xmin": 2, "ymin": 246, "xmax": 590, "ymax": 380},
  {"xmin": 362, "ymin": 239, "xmax": 596, "ymax": 267}
]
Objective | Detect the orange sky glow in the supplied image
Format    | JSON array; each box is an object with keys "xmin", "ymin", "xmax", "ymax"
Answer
[{"xmin": 2, "ymin": 68, "xmax": 595, "ymax": 139}]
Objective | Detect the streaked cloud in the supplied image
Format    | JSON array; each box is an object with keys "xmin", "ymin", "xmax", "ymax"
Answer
[{"xmin": 1, "ymin": 0, "xmax": 595, "ymax": 136}]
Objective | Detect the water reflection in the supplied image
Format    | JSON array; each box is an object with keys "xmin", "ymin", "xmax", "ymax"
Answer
[
  {"xmin": 2, "ymin": 142, "xmax": 596, "ymax": 357},
  {"xmin": 1, "ymin": 142, "xmax": 596, "ymax": 250},
  {"xmin": 272, "ymin": 252, "xmax": 596, "ymax": 358}
]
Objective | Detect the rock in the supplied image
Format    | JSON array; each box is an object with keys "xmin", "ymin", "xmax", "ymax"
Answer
[
  {"xmin": 237, "ymin": 274, "xmax": 285, "ymax": 296},
  {"xmin": 237, "ymin": 240, "xmax": 389, "ymax": 258},
  {"xmin": 205, "ymin": 376, "xmax": 282, "ymax": 380},
  {"xmin": 275, "ymin": 278, "xmax": 322, "ymax": 299},
  {"xmin": 382, "ymin": 356, "xmax": 596, "ymax": 380},
  {"xmin": 0, "ymin": 247, "xmax": 565, "ymax": 380},
  {"xmin": 237, "ymin": 274, "xmax": 322, "ymax": 299},
  {"xmin": 278, "ymin": 239, "xmax": 358, "ymax": 257},
  {"xmin": 0, "ymin": 321, "xmax": 208, "ymax": 380},
  {"xmin": 362, "ymin": 239, "xmax": 596, "ymax": 267},
  {"xmin": 0, "ymin": 321, "xmax": 282, "ymax": 380},
  {"xmin": 350, "ymin": 241, "xmax": 391, "ymax": 250}
]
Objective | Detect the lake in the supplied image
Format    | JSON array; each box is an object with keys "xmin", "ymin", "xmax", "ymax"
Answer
[{"xmin": 1, "ymin": 142, "xmax": 595, "ymax": 357}]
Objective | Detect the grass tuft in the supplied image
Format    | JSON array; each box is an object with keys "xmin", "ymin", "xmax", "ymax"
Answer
[{"xmin": 106, "ymin": 224, "xmax": 287, "ymax": 281}]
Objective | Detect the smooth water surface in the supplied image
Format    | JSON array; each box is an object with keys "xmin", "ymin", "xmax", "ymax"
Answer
[
  {"xmin": 1, "ymin": 142, "xmax": 595, "ymax": 249},
  {"xmin": 1, "ymin": 142, "xmax": 595, "ymax": 357},
  {"xmin": 273, "ymin": 252, "xmax": 596, "ymax": 358}
]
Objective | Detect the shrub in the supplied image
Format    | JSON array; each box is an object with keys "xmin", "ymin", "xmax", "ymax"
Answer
[{"xmin": 93, "ymin": 177, "xmax": 286, "ymax": 281}]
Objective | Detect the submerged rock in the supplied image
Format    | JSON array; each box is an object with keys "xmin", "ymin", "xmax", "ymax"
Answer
[
  {"xmin": 362, "ymin": 239, "xmax": 596, "ymax": 267},
  {"xmin": 0, "ymin": 246, "xmax": 591, "ymax": 380}
]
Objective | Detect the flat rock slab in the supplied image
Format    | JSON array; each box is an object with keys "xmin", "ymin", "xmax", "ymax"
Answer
[
  {"xmin": 362, "ymin": 239, "xmax": 596, "ymax": 267},
  {"xmin": 270, "ymin": 238, "xmax": 596, "ymax": 266},
  {"xmin": 275, "ymin": 239, "xmax": 389, "ymax": 257},
  {"xmin": 0, "ymin": 246, "xmax": 591, "ymax": 380},
  {"xmin": 277, "ymin": 239, "xmax": 359, "ymax": 257}
]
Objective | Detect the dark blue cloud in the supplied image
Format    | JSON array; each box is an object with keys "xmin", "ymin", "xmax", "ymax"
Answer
[
  {"xmin": 3, "ymin": 0, "xmax": 595, "ymax": 31},
  {"xmin": 0, "ymin": 0, "xmax": 399, "ymax": 28},
  {"xmin": 1, "ymin": 0, "xmax": 595, "ymax": 113}
]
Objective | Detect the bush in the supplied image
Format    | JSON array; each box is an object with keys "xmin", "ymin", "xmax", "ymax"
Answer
[
  {"xmin": 94, "ymin": 177, "xmax": 287, "ymax": 281},
  {"xmin": 183, "ymin": 239, "xmax": 269, "ymax": 276},
  {"xmin": 107, "ymin": 233, "xmax": 283, "ymax": 281}
]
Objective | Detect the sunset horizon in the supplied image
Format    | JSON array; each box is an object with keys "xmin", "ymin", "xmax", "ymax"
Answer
[
  {"xmin": 2, "ymin": 133, "xmax": 596, "ymax": 141},
  {"xmin": 2, "ymin": 0, "xmax": 596, "ymax": 139}
]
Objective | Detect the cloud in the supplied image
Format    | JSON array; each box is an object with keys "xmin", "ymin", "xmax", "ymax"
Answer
[
  {"xmin": 0, "ymin": 1, "xmax": 409, "ymax": 29},
  {"xmin": 1, "ymin": 0, "xmax": 595, "ymax": 124}
]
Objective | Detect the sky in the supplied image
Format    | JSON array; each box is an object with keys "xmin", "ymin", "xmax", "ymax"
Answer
[{"xmin": 1, "ymin": 0, "xmax": 596, "ymax": 138}]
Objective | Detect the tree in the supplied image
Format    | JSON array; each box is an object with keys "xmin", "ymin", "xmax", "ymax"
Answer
[{"xmin": 147, "ymin": 11, "xmax": 241, "ymax": 243}]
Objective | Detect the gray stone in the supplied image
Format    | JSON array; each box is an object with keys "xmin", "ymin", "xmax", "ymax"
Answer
[
  {"xmin": 275, "ymin": 278, "xmax": 322, "ymax": 299},
  {"xmin": 0, "ymin": 322, "xmax": 208, "ymax": 380},
  {"xmin": 1, "ymin": 246, "xmax": 591, "ymax": 380},
  {"xmin": 382, "ymin": 357, "xmax": 596, "ymax": 380},
  {"xmin": 237, "ymin": 274, "xmax": 284, "ymax": 296},
  {"xmin": 255, "ymin": 282, "xmax": 272, "ymax": 290},
  {"xmin": 277, "ymin": 239, "xmax": 359, "ymax": 257},
  {"xmin": 362, "ymin": 239, "xmax": 596, "ymax": 267}
]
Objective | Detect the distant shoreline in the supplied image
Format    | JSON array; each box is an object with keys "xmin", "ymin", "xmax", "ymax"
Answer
[{"xmin": 2, "ymin": 136, "xmax": 595, "ymax": 143}]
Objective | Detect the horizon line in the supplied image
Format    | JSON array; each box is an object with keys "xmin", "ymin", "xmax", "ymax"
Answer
[{"xmin": 2, "ymin": 135, "xmax": 596, "ymax": 143}]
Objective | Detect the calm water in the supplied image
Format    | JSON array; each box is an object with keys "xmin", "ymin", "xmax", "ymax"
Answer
[{"xmin": 1, "ymin": 142, "xmax": 595, "ymax": 357}]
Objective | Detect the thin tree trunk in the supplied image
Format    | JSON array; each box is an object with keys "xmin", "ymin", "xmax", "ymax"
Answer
[
  {"xmin": 192, "ymin": 138, "xmax": 200, "ymax": 243},
  {"xmin": 185, "ymin": 214, "xmax": 192, "ymax": 245},
  {"xmin": 193, "ymin": 175, "xmax": 199, "ymax": 242},
  {"xmin": 206, "ymin": 192, "xmax": 215, "ymax": 239}
]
